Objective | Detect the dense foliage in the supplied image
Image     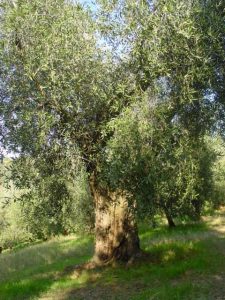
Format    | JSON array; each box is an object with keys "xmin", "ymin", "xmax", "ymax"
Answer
[
  {"xmin": 103, "ymin": 98, "xmax": 216, "ymax": 224},
  {"xmin": 0, "ymin": 0, "xmax": 225, "ymax": 258}
]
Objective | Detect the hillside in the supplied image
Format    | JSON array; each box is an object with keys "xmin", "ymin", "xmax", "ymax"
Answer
[{"xmin": 0, "ymin": 209, "xmax": 225, "ymax": 300}]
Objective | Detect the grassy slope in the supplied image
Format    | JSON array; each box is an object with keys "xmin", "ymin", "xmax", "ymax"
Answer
[{"xmin": 0, "ymin": 210, "xmax": 225, "ymax": 300}]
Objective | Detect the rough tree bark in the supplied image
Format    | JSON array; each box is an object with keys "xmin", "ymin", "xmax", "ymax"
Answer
[{"xmin": 90, "ymin": 179, "xmax": 140, "ymax": 265}]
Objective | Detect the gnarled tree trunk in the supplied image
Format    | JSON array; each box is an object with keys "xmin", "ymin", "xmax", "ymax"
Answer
[{"xmin": 90, "ymin": 180, "xmax": 140, "ymax": 265}]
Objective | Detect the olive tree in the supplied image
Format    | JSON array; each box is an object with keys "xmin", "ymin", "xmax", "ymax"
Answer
[
  {"xmin": 97, "ymin": 0, "xmax": 225, "ymax": 224},
  {"xmin": 102, "ymin": 96, "xmax": 215, "ymax": 227},
  {"xmin": 0, "ymin": 0, "xmax": 140, "ymax": 263},
  {"xmin": 1, "ymin": 0, "xmax": 225, "ymax": 265}
]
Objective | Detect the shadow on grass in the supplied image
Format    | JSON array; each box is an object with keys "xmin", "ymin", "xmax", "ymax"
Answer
[
  {"xmin": 57, "ymin": 241, "xmax": 206, "ymax": 300},
  {"xmin": 1, "ymin": 215, "xmax": 225, "ymax": 300},
  {"xmin": 0, "ymin": 277, "xmax": 54, "ymax": 300},
  {"xmin": 58, "ymin": 221, "xmax": 225, "ymax": 300},
  {"xmin": 0, "ymin": 236, "xmax": 94, "ymax": 300}
]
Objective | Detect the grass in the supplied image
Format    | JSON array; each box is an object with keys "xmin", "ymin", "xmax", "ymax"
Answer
[{"xmin": 0, "ymin": 210, "xmax": 225, "ymax": 300}]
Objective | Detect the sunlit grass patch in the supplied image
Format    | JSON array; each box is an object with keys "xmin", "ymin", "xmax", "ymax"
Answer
[
  {"xmin": 0, "ymin": 234, "xmax": 93, "ymax": 282},
  {"xmin": 0, "ymin": 212, "xmax": 225, "ymax": 300},
  {"xmin": 0, "ymin": 234, "xmax": 93, "ymax": 299}
]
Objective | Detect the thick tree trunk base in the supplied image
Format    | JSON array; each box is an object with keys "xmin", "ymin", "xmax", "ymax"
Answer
[
  {"xmin": 90, "ymin": 181, "xmax": 141, "ymax": 265},
  {"xmin": 64, "ymin": 250, "xmax": 149, "ymax": 280}
]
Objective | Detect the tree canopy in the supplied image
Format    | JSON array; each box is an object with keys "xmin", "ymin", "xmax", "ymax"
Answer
[{"xmin": 0, "ymin": 0, "xmax": 225, "ymax": 262}]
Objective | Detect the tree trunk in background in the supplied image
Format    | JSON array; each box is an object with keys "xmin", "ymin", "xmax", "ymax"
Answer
[
  {"xmin": 164, "ymin": 208, "xmax": 176, "ymax": 228},
  {"xmin": 90, "ymin": 181, "xmax": 140, "ymax": 264},
  {"xmin": 191, "ymin": 199, "xmax": 201, "ymax": 220}
]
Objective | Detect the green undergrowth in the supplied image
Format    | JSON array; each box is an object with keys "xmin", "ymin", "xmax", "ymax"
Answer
[{"xmin": 0, "ymin": 213, "xmax": 225, "ymax": 300}]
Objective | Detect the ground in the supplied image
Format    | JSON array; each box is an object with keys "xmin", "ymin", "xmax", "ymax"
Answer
[{"xmin": 0, "ymin": 209, "xmax": 225, "ymax": 300}]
